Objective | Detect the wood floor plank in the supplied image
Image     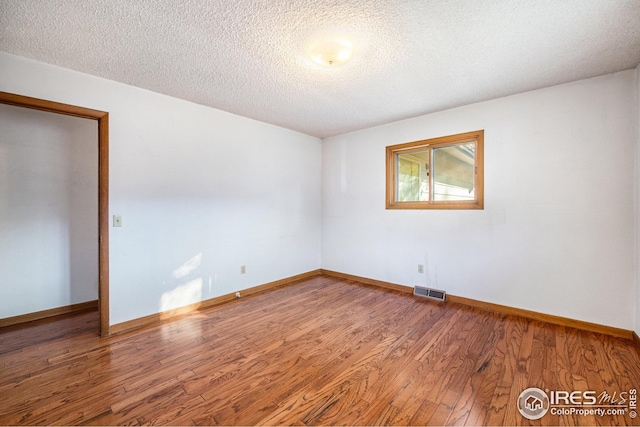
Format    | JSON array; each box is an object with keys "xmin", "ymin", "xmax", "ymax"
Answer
[
  {"xmin": 409, "ymin": 399, "xmax": 439, "ymax": 426},
  {"xmin": 2, "ymin": 276, "xmax": 640, "ymax": 426},
  {"xmin": 445, "ymin": 316, "xmax": 500, "ymax": 425},
  {"xmin": 464, "ymin": 401, "xmax": 489, "ymax": 426},
  {"xmin": 469, "ymin": 316, "xmax": 510, "ymax": 412},
  {"xmin": 485, "ymin": 382, "xmax": 511, "ymax": 426}
]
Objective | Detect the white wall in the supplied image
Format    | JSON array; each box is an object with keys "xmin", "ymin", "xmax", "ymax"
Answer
[
  {"xmin": 0, "ymin": 104, "xmax": 98, "ymax": 318},
  {"xmin": 323, "ymin": 70, "xmax": 637, "ymax": 330},
  {"xmin": 0, "ymin": 52, "xmax": 322, "ymax": 326}
]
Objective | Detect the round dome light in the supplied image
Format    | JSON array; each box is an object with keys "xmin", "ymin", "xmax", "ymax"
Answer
[{"xmin": 305, "ymin": 39, "xmax": 353, "ymax": 67}]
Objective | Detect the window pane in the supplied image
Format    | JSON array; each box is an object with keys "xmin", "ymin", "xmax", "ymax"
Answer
[
  {"xmin": 386, "ymin": 130, "xmax": 483, "ymax": 210},
  {"xmin": 432, "ymin": 142, "xmax": 475, "ymax": 201},
  {"xmin": 396, "ymin": 150, "xmax": 429, "ymax": 201}
]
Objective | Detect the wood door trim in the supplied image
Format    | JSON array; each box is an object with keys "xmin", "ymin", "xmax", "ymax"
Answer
[{"xmin": 0, "ymin": 91, "xmax": 110, "ymax": 336}]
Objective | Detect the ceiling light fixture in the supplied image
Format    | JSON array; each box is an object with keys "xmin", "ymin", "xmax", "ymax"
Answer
[{"xmin": 305, "ymin": 39, "xmax": 353, "ymax": 67}]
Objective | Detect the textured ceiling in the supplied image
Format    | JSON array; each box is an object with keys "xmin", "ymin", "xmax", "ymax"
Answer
[{"xmin": 1, "ymin": 0, "xmax": 640, "ymax": 138}]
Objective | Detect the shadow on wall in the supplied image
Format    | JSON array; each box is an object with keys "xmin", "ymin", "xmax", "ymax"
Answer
[{"xmin": 160, "ymin": 252, "xmax": 203, "ymax": 319}]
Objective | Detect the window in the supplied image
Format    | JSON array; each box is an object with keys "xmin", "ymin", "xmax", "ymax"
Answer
[{"xmin": 386, "ymin": 130, "xmax": 484, "ymax": 209}]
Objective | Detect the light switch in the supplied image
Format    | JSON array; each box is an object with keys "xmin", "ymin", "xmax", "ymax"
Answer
[{"xmin": 113, "ymin": 214, "xmax": 123, "ymax": 227}]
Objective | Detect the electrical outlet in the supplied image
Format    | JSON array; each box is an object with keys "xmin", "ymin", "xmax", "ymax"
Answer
[
  {"xmin": 240, "ymin": 265, "xmax": 246, "ymax": 274},
  {"xmin": 418, "ymin": 264, "xmax": 424, "ymax": 274},
  {"xmin": 113, "ymin": 214, "xmax": 122, "ymax": 227}
]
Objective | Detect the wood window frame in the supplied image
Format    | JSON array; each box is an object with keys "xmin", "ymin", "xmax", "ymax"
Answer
[{"xmin": 386, "ymin": 130, "xmax": 484, "ymax": 210}]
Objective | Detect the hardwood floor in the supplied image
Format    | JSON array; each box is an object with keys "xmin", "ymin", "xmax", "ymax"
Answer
[{"xmin": 1, "ymin": 276, "xmax": 639, "ymax": 426}]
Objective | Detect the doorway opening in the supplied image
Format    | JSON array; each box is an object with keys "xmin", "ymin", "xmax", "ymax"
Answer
[{"xmin": 0, "ymin": 92, "xmax": 109, "ymax": 336}]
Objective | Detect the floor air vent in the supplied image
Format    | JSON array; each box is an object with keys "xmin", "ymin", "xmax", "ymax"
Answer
[{"xmin": 414, "ymin": 286, "xmax": 446, "ymax": 302}]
